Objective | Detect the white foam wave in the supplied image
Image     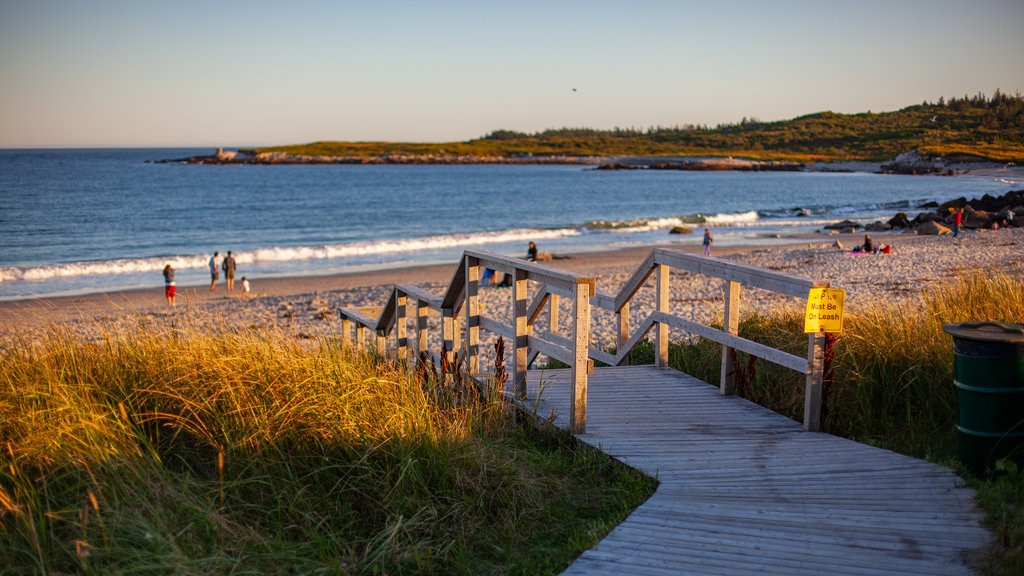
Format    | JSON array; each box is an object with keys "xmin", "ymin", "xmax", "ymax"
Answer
[
  {"xmin": 0, "ymin": 228, "xmax": 580, "ymax": 283},
  {"xmin": 0, "ymin": 255, "xmax": 209, "ymax": 283},
  {"xmin": 703, "ymin": 210, "xmax": 760, "ymax": 226}
]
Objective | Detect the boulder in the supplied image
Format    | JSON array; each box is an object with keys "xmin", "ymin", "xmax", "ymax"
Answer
[
  {"xmin": 832, "ymin": 240, "xmax": 844, "ymax": 250},
  {"xmin": 669, "ymin": 226, "xmax": 694, "ymax": 235},
  {"xmin": 917, "ymin": 221, "xmax": 952, "ymax": 235},
  {"xmin": 912, "ymin": 212, "xmax": 944, "ymax": 226},
  {"xmin": 961, "ymin": 205, "xmax": 991, "ymax": 229},
  {"xmin": 887, "ymin": 212, "xmax": 911, "ymax": 228},
  {"xmin": 865, "ymin": 221, "xmax": 892, "ymax": 232},
  {"xmin": 824, "ymin": 219, "xmax": 860, "ymax": 230}
]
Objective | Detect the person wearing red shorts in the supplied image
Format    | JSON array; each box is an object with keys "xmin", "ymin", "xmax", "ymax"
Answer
[{"xmin": 163, "ymin": 264, "xmax": 176, "ymax": 306}]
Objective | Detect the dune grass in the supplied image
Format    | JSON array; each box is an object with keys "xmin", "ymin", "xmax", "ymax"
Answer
[
  {"xmin": 0, "ymin": 315, "xmax": 655, "ymax": 575},
  {"xmin": 630, "ymin": 272, "xmax": 1024, "ymax": 575}
]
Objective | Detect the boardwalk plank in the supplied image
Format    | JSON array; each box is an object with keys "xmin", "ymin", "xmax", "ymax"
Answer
[{"xmin": 532, "ymin": 366, "xmax": 990, "ymax": 576}]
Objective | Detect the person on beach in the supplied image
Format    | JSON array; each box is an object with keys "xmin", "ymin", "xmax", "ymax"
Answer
[
  {"xmin": 209, "ymin": 251, "xmax": 219, "ymax": 291},
  {"xmin": 241, "ymin": 276, "xmax": 250, "ymax": 298},
  {"xmin": 162, "ymin": 264, "xmax": 176, "ymax": 306},
  {"xmin": 952, "ymin": 207, "xmax": 964, "ymax": 238},
  {"xmin": 527, "ymin": 242, "xmax": 538, "ymax": 262},
  {"xmin": 222, "ymin": 251, "xmax": 237, "ymax": 291},
  {"xmin": 481, "ymin": 268, "xmax": 494, "ymax": 286},
  {"xmin": 863, "ymin": 234, "xmax": 874, "ymax": 253},
  {"xmin": 703, "ymin": 228, "xmax": 713, "ymax": 256}
]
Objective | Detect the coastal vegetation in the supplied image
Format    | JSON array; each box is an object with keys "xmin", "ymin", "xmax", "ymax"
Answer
[
  {"xmin": 3, "ymin": 273, "xmax": 1022, "ymax": 573},
  {"xmin": 256, "ymin": 90, "xmax": 1024, "ymax": 164},
  {"xmin": 0, "ymin": 318, "xmax": 655, "ymax": 575}
]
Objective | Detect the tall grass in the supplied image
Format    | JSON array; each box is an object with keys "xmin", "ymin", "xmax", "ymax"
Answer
[{"xmin": 0, "ymin": 315, "xmax": 655, "ymax": 575}]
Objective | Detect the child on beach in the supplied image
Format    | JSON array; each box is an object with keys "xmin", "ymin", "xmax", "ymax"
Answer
[
  {"xmin": 703, "ymin": 228, "xmax": 713, "ymax": 256},
  {"xmin": 162, "ymin": 264, "xmax": 176, "ymax": 306},
  {"xmin": 241, "ymin": 276, "xmax": 250, "ymax": 298}
]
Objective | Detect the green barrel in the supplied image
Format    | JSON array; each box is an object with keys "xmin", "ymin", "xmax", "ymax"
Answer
[{"xmin": 943, "ymin": 322, "xmax": 1024, "ymax": 475}]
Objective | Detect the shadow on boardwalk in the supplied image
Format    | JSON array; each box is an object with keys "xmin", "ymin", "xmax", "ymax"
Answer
[{"xmin": 526, "ymin": 365, "xmax": 991, "ymax": 576}]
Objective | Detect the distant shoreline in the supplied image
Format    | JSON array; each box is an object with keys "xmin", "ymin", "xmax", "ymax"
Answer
[
  {"xmin": 155, "ymin": 148, "xmax": 1023, "ymax": 176},
  {"xmin": 154, "ymin": 148, "xmax": 818, "ymax": 171}
]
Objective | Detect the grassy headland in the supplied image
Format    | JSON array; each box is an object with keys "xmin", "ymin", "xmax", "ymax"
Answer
[{"xmin": 255, "ymin": 91, "xmax": 1024, "ymax": 164}]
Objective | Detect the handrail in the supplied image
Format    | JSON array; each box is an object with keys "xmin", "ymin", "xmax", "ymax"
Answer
[
  {"xmin": 339, "ymin": 249, "xmax": 595, "ymax": 432},
  {"xmin": 591, "ymin": 248, "xmax": 830, "ymax": 431},
  {"xmin": 340, "ymin": 247, "xmax": 830, "ymax": 432}
]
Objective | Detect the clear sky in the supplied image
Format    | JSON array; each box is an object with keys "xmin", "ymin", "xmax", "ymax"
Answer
[{"xmin": 2, "ymin": 0, "xmax": 1022, "ymax": 148}]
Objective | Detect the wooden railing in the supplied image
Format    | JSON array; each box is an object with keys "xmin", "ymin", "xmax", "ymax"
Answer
[
  {"xmin": 339, "ymin": 247, "xmax": 830, "ymax": 433},
  {"xmin": 338, "ymin": 249, "xmax": 595, "ymax": 432},
  {"xmin": 589, "ymin": 248, "xmax": 830, "ymax": 431}
]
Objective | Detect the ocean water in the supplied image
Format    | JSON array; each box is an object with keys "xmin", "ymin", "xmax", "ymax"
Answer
[{"xmin": 0, "ymin": 148, "xmax": 1020, "ymax": 301}]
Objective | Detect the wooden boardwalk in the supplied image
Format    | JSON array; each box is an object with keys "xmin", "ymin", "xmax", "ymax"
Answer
[{"xmin": 524, "ymin": 365, "xmax": 991, "ymax": 576}]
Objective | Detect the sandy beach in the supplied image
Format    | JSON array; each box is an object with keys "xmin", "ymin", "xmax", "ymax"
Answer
[{"xmin": 2, "ymin": 227, "xmax": 1022, "ymax": 349}]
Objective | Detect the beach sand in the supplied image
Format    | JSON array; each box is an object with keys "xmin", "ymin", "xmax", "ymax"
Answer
[{"xmin": 2, "ymin": 228, "xmax": 1022, "ymax": 349}]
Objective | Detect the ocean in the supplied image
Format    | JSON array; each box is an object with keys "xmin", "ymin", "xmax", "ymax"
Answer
[{"xmin": 1, "ymin": 148, "xmax": 1020, "ymax": 301}]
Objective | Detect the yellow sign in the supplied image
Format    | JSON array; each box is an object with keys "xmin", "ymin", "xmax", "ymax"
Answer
[{"xmin": 804, "ymin": 288, "xmax": 845, "ymax": 333}]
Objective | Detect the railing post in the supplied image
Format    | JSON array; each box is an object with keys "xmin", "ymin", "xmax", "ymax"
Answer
[
  {"xmin": 655, "ymin": 263, "xmax": 669, "ymax": 367},
  {"xmin": 442, "ymin": 307, "xmax": 458, "ymax": 365},
  {"xmin": 720, "ymin": 280, "xmax": 740, "ymax": 395},
  {"xmin": 415, "ymin": 298, "xmax": 428, "ymax": 362},
  {"xmin": 341, "ymin": 317, "xmax": 352, "ymax": 346},
  {"xmin": 396, "ymin": 292, "xmax": 408, "ymax": 361},
  {"xmin": 375, "ymin": 330, "xmax": 386, "ymax": 356},
  {"xmin": 617, "ymin": 302, "xmax": 630, "ymax": 366},
  {"xmin": 356, "ymin": 323, "xmax": 366, "ymax": 349},
  {"xmin": 570, "ymin": 280, "xmax": 592, "ymax": 433},
  {"xmin": 465, "ymin": 257, "xmax": 481, "ymax": 375},
  {"xmin": 549, "ymin": 293, "xmax": 559, "ymax": 333},
  {"xmin": 804, "ymin": 332, "xmax": 825, "ymax": 431},
  {"xmin": 513, "ymin": 267, "xmax": 529, "ymax": 399}
]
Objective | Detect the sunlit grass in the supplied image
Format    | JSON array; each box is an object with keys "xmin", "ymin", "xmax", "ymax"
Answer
[{"xmin": 0, "ymin": 317, "xmax": 655, "ymax": 575}]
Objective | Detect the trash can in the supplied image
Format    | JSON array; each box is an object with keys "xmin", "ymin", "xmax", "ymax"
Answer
[{"xmin": 942, "ymin": 322, "xmax": 1024, "ymax": 475}]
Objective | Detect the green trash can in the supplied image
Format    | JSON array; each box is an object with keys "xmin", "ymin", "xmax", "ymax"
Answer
[{"xmin": 943, "ymin": 322, "xmax": 1024, "ymax": 475}]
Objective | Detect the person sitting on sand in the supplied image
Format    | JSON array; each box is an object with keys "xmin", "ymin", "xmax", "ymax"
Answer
[
  {"xmin": 862, "ymin": 234, "xmax": 874, "ymax": 253},
  {"xmin": 527, "ymin": 241, "xmax": 538, "ymax": 262},
  {"xmin": 241, "ymin": 276, "xmax": 250, "ymax": 298}
]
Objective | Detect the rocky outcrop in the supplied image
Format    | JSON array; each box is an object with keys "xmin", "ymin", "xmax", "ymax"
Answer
[
  {"xmin": 917, "ymin": 221, "xmax": 952, "ymax": 235},
  {"xmin": 645, "ymin": 158, "xmax": 804, "ymax": 172},
  {"xmin": 881, "ymin": 150, "xmax": 961, "ymax": 175},
  {"xmin": 829, "ymin": 189, "xmax": 1022, "ymax": 236}
]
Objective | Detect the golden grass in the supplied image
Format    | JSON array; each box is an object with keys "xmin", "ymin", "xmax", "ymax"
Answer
[{"xmin": 0, "ymin": 313, "xmax": 654, "ymax": 574}]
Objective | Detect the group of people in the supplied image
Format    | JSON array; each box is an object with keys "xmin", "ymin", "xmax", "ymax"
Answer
[
  {"xmin": 208, "ymin": 251, "xmax": 243, "ymax": 292},
  {"xmin": 162, "ymin": 250, "xmax": 249, "ymax": 306},
  {"xmin": 852, "ymin": 233, "xmax": 892, "ymax": 254}
]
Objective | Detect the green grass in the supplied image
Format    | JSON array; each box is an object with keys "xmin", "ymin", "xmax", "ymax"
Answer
[
  {"xmin": 0, "ymin": 317, "xmax": 656, "ymax": 575},
  {"xmin": 257, "ymin": 91, "xmax": 1024, "ymax": 164}
]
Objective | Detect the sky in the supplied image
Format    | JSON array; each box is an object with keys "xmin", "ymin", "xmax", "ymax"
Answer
[{"xmin": 1, "ymin": 0, "xmax": 1022, "ymax": 148}]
